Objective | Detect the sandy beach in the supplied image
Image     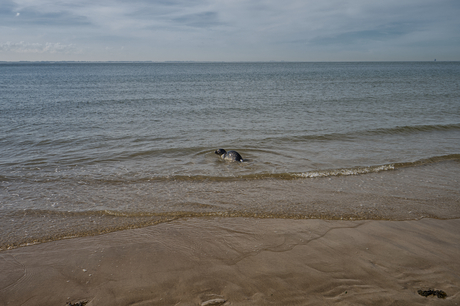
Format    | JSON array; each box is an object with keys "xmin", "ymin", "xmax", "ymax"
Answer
[
  {"xmin": 2, "ymin": 61, "xmax": 460, "ymax": 306},
  {"xmin": 1, "ymin": 217, "xmax": 459, "ymax": 306}
]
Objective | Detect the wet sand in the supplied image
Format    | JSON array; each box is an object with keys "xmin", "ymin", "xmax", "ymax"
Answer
[{"xmin": 1, "ymin": 217, "xmax": 459, "ymax": 306}]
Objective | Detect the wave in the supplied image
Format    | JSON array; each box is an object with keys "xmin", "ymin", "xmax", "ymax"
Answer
[
  {"xmin": 294, "ymin": 154, "xmax": 460, "ymax": 178},
  {"xmin": 294, "ymin": 164, "xmax": 395, "ymax": 178},
  {"xmin": 2, "ymin": 154, "xmax": 459, "ymax": 183},
  {"xmin": 4, "ymin": 208, "xmax": 164, "ymax": 218},
  {"xmin": 86, "ymin": 153, "xmax": 460, "ymax": 181},
  {"xmin": 394, "ymin": 153, "xmax": 460, "ymax": 168},
  {"xmin": 274, "ymin": 123, "xmax": 460, "ymax": 143},
  {"xmin": 4, "ymin": 207, "xmax": 250, "ymax": 221},
  {"xmin": 357, "ymin": 123, "xmax": 460, "ymax": 138}
]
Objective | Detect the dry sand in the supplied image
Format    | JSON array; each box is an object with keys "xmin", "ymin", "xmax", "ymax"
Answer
[{"xmin": 1, "ymin": 217, "xmax": 459, "ymax": 306}]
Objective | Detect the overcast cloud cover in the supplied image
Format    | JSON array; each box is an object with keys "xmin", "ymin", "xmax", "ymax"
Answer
[{"xmin": 1, "ymin": 0, "xmax": 459, "ymax": 61}]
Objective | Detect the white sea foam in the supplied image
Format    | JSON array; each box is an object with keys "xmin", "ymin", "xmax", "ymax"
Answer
[{"xmin": 295, "ymin": 164, "xmax": 395, "ymax": 178}]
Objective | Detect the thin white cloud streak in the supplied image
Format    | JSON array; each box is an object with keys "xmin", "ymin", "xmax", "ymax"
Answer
[{"xmin": 0, "ymin": 41, "xmax": 78, "ymax": 54}]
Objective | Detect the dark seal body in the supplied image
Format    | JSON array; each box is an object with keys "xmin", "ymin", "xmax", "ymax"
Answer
[{"xmin": 215, "ymin": 149, "xmax": 243, "ymax": 162}]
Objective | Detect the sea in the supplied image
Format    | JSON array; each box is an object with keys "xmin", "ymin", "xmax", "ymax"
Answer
[{"xmin": 1, "ymin": 61, "xmax": 459, "ymax": 249}]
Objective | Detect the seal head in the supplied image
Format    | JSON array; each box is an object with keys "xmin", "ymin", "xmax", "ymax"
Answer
[{"xmin": 215, "ymin": 148, "xmax": 243, "ymax": 162}]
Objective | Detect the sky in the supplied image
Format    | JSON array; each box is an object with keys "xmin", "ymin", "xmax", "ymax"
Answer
[{"xmin": 1, "ymin": 0, "xmax": 459, "ymax": 62}]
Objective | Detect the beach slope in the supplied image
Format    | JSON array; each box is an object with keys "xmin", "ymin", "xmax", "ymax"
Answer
[{"xmin": 1, "ymin": 217, "xmax": 459, "ymax": 305}]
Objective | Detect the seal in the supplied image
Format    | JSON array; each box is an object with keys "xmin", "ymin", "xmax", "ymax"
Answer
[{"xmin": 215, "ymin": 148, "xmax": 244, "ymax": 162}]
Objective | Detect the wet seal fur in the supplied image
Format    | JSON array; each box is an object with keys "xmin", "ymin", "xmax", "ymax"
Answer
[{"xmin": 215, "ymin": 149, "xmax": 243, "ymax": 162}]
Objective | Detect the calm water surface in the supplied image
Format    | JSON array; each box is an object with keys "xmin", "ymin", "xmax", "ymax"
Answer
[{"xmin": 1, "ymin": 62, "xmax": 459, "ymax": 249}]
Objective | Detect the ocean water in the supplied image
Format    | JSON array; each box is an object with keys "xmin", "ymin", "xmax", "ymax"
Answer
[{"xmin": 1, "ymin": 62, "xmax": 460, "ymax": 249}]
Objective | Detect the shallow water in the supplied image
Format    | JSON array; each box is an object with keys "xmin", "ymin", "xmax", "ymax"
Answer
[{"xmin": 1, "ymin": 62, "xmax": 459, "ymax": 249}]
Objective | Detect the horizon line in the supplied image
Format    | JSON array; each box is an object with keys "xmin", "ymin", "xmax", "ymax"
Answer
[{"xmin": 0, "ymin": 60, "xmax": 451, "ymax": 63}]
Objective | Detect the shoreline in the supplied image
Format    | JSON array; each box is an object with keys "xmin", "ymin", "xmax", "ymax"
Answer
[
  {"xmin": 3, "ymin": 158, "xmax": 460, "ymax": 251},
  {"xmin": 1, "ymin": 217, "xmax": 459, "ymax": 305}
]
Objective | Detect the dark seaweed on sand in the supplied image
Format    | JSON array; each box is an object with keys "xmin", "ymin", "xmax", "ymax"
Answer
[
  {"xmin": 66, "ymin": 301, "xmax": 88, "ymax": 306},
  {"xmin": 418, "ymin": 289, "xmax": 447, "ymax": 299}
]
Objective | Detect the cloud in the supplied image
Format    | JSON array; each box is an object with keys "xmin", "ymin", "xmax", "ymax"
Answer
[
  {"xmin": 1, "ymin": 0, "xmax": 459, "ymax": 61},
  {"xmin": 0, "ymin": 41, "xmax": 78, "ymax": 54},
  {"xmin": 172, "ymin": 11, "xmax": 221, "ymax": 28}
]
